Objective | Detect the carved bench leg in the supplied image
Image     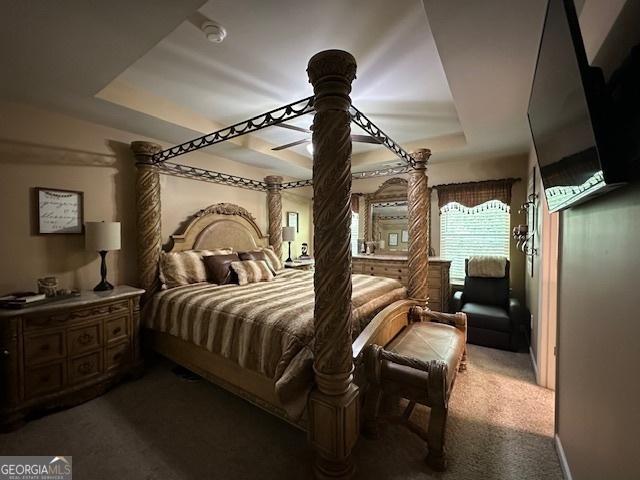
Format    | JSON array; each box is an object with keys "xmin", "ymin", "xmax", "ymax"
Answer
[
  {"xmin": 426, "ymin": 405, "xmax": 448, "ymax": 471},
  {"xmin": 362, "ymin": 344, "xmax": 383, "ymax": 438},
  {"xmin": 459, "ymin": 347, "xmax": 468, "ymax": 372},
  {"xmin": 362, "ymin": 383, "xmax": 382, "ymax": 438}
]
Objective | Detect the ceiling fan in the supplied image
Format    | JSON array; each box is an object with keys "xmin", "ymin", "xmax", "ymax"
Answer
[{"xmin": 271, "ymin": 123, "xmax": 382, "ymax": 151}]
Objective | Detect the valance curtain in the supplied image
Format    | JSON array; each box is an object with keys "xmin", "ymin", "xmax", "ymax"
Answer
[{"xmin": 434, "ymin": 178, "xmax": 518, "ymax": 210}]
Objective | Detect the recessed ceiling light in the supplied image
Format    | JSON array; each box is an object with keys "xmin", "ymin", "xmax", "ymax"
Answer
[
  {"xmin": 201, "ymin": 21, "xmax": 227, "ymax": 43},
  {"xmin": 306, "ymin": 143, "xmax": 314, "ymax": 155}
]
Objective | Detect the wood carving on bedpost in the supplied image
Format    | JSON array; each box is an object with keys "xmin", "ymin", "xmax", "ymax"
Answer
[
  {"xmin": 130, "ymin": 141, "xmax": 163, "ymax": 304},
  {"xmin": 407, "ymin": 149, "xmax": 432, "ymax": 306},
  {"xmin": 264, "ymin": 175, "xmax": 284, "ymax": 259},
  {"xmin": 307, "ymin": 49, "xmax": 359, "ymax": 480}
]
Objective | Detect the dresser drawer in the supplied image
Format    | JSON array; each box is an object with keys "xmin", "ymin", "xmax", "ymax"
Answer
[
  {"xmin": 24, "ymin": 300, "xmax": 129, "ymax": 331},
  {"xmin": 69, "ymin": 352, "xmax": 102, "ymax": 384},
  {"xmin": 68, "ymin": 322, "xmax": 102, "ymax": 356},
  {"xmin": 428, "ymin": 301, "xmax": 442, "ymax": 313},
  {"xmin": 25, "ymin": 362, "xmax": 65, "ymax": 399},
  {"xmin": 25, "ymin": 332, "xmax": 65, "ymax": 366},
  {"xmin": 428, "ymin": 286, "xmax": 442, "ymax": 299},
  {"xmin": 371, "ymin": 265, "xmax": 407, "ymax": 276},
  {"xmin": 105, "ymin": 316, "xmax": 128, "ymax": 343},
  {"xmin": 106, "ymin": 342, "xmax": 130, "ymax": 371},
  {"xmin": 428, "ymin": 268, "xmax": 442, "ymax": 279}
]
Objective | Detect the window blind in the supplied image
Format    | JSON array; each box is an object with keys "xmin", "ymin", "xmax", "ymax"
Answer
[
  {"xmin": 350, "ymin": 213, "xmax": 359, "ymax": 255},
  {"xmin": 440, "ymin": 200, "xmax": 510, "ymax": 283}
]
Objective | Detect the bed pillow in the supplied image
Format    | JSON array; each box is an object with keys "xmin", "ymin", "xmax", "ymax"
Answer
[
  {"xmin": 160, "ymin": 248, "xmax": 233, "ymax": 288},
  {"xmin": 230, "ymin": 260, "xmax": 275, "ymax": 286},
  {"xmin": 203, "ymin": 253, "xmax": 240, "ymax": 285},
  {"xmin": 238, "ymin": 250, "xmax": 276, "ymax": 275},
  {"xmin": 250, "ymin": 246, "xmax": 283, "ymax": 272},
  {"xmin": 262, "ymin": 246, "xmax": 284, "ymax": 272}
]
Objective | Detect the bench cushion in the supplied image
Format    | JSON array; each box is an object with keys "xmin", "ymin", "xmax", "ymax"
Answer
[{"xmin": 386, "ymin": 322, "xmax": 465, "ymax": 389}]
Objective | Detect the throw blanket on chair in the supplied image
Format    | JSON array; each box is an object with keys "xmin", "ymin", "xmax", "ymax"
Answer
[{"xmin": 468, "ymin": 255, "xmax": 507, "ymax": 278}]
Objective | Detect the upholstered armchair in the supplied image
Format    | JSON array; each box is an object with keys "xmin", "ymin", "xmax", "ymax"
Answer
[{"xmin": 451, "ymin": 257, "xmax": 528, "ymax": 351}]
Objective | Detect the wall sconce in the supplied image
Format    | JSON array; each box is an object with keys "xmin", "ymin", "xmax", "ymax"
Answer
[{"xmin": 513, "ymin": 192, "xmax": 538, "ymax": 257}]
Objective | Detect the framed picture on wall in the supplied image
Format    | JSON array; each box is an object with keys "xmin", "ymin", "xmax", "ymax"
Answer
[
  {"xmin": 388, "ymin": 232, "xmax": 399, "ymax": 247},
  {"xmin": 35, "ymin": 187, "xmax": 84, "ymax": 234},
  {"xmin": 287, "ymin": 211, "xmax": 299, "ymax": 233},
  {"xmin": 401, "ymin": 229, "xmax": 408, "ymax": 243}
]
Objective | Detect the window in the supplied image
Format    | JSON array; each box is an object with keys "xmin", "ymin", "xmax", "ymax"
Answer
[
  {"xmin": 350, "ymin": 213, "xmax": 359, "ymax": 255},
  {"xmin": 440, "ymin": 200, "xmax": 510, "ymax": 283}
]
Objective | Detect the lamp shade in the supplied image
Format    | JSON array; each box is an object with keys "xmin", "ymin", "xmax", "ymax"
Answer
[
  {"xmin": 282, "ymin": 226, "xmax": 296, "ymax": 242},
  {"xmin": 85, "ymin": 222, "xmax": 121, "ymax": 251}
]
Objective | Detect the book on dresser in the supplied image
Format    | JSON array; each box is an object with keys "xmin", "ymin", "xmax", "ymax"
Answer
[{"xmin": 0, "ymin": 285, "xmax": 144, "ymax": 431}]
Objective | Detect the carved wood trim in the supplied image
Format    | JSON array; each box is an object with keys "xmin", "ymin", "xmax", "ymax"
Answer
[
  {"xmin": 407, "ymin": 149, "xmax": 431, "ymax": 304},
  {"xmin": 364, "ymin": 177, "xmax": 408, "ymax": 242},
  {"xmin": 131, "ymin": 141, "xmax": 163, "ymax": 303},
  {"xmin": 307, "ymin": 49, "xmax": 358, "ymax": 479},
  {"xmin": 169, "ymin": 202, "xmax": 268, "ymax": 252},
  {"xmin": 265, "ymin": 176, "xmax": 283, "ymax": 259}
]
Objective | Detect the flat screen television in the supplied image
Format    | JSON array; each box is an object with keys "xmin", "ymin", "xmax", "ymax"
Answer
[{"xmin": 528, "ymin": 0, "xmax": 627, "ymax": 212}]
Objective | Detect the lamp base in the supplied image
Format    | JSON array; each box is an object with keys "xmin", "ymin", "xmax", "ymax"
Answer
[
  {"xmin": 94, "ymin": 250, "xmax": 113, "ymax": 291},
  {"xmin": 286, "ymin": 241, "xmax": 293, "ymax": 263},
  {"xmin": 93, "ymin": 280, "xmax": 114, "ymax": 292}
]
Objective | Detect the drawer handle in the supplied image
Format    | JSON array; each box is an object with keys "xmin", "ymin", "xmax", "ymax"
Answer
[
  {"xmin": 112, "ymin": 326, "xmax": 122, "ymax": 335},
  {"xmin": 69, "ymin": 310, "xmax": 93, "ymax": 320},
  {"xmin": 77, "ymin": 362, "xmax": 94, "ymax": 374},
  {"xmin": 77, "ymin": 333, "xmax": 93, "ymax": 345},
  {"xmin": 40, "ymin": 344, "xmax": 51, "ymax": 351},
  {"xmin": 2, "ymin": 349, "xmax": 9, "ymax": 357}
]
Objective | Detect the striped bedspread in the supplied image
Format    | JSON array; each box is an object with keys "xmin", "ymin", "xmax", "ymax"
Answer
[{"xmin": 144, "ymin": 269, "xmax": 406, "ymax": 418}]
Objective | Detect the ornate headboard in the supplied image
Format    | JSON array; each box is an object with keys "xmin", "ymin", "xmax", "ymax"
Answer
[{"xmin": 168, "ymin": 203, "xmax": 269, "ymax": 252}]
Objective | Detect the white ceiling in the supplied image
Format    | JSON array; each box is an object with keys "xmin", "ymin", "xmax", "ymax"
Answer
[
  {"xmin": 106, "ymin": 0, "xmax": 463, "ymax": 174},
  {"xmin": 1, "ymin": 0, "xmax": 548, "ymax": 180}
]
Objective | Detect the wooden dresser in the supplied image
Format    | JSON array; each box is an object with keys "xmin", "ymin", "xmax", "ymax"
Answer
[
  {"xmin": 352, "ymin": 255, "xmax": 451, "ymax": 312},
  {"xmin": 0, "ymin": 286, "xmax": 144, "ymax": 431}
]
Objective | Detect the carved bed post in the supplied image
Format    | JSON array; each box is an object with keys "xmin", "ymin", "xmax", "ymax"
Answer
[
  {"xmin": 407, "ymin": 149, "xmax": 432, "ymax": 306},
  {"xmin": 265, "ymin": 175, "xmax": 283, "ymax": 259},
  {"xmin": 130, "ymin": 141, "xmax": 163, "ymax": 304},
  {"xmin": 307, "ymin": 50, "xmax": 358, "ymax": 479}
]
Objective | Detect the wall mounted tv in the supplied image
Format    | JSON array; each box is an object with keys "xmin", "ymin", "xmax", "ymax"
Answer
[{"xmin": 528, "ymin": 0, "xmax": 628, "ymax": 212}]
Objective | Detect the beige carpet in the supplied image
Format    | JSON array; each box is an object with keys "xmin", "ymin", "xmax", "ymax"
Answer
[{"xmin": 0, "ymin": 345, "xmax": 562, "ymax": 479}]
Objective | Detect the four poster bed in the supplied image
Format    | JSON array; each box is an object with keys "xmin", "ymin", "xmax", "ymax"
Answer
[{"xmin": 130, "ymin": 50, "xmax": 463, "ymax": 478}]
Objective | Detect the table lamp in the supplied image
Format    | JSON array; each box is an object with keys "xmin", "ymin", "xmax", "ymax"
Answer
[
  {"xmin": 282, "ymin": 226, "xmax": 295, "ymax": 263},
  {"xmin": 85, "ymin": 221, "xmax": 121, "ymax": 291}
]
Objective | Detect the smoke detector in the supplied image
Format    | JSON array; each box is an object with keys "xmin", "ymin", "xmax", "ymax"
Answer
[{"xmin": 201, "ymin": 21, "xmax": 227, "ymax": 43}]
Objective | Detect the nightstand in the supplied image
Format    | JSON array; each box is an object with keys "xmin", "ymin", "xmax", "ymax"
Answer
[
  {"xmin": 0, "ymin": 286, "xmax": 144, "ymax": 431},
  {"xmin": 284, "ymin": 259, "xmax": 315, "ymax": 271}
]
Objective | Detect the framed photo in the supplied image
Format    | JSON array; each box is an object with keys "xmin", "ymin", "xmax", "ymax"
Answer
[
  {"xmin": 401, "ymin": 229, "xmax": 409, "ymax": 243},
  {"xmin": 287, "ymin": 211, "xmax": 299, "ymax": 233},
  {"xmin": 36, "ymin": 187, "xmax": 84, "ymax": 234},
  {"xmin": 388, "ymin": 232, "xmax": 399, "ymax": 247}
]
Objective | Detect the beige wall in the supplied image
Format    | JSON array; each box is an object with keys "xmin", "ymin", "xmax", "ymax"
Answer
[
  {"xmin": 353, "ymin": 152, "xmax": 528, "ymax": 302},
  {"xmin": 282, "ymin": 189, "xmax": 314, "ymax": 260},
  {"xmin": 0, "ymin": 101, "xmax": 312, "ymax": 293},
  {"xmin": 556, "ymin": 184, "xmax": 640, "ymax": 479}
]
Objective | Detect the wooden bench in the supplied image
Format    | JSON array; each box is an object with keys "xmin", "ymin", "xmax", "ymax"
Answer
[{"xmin": 362, "ymin": 306, "xmax": 467, "ymax": 471}]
